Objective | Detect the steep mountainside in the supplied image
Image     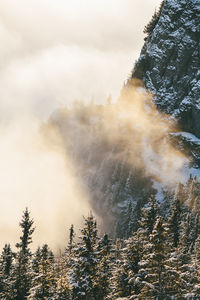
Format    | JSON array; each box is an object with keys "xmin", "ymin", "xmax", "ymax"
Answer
[
  {"xmin": 133, "ymin": 0, "xmax": 200, "ymax": 137},
  {"xmin": 47, "ymin": 0, "xmax": 200, "ymax": 238}
]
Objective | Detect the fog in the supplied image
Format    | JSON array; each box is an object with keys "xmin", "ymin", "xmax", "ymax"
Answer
[
  {"xmin": 0, "ymin": 0, "xmax": 162, "ymax": 249},
  {"xmin": 0, "ymin": 0, "xmax": 161, "ymax": 119}
]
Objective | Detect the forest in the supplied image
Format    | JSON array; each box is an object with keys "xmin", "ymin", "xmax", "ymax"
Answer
[
  {"xmin": 0, "ymin": 176, "xmax": 200, "ymax": 299},
  {"xmin": 1, "ymin": 0, "xmax": 200, "ymax": 299}
]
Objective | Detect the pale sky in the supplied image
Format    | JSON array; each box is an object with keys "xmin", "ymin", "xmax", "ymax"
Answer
[
  {"xmin": 0, "ymin": 0, "xmax": 161, "ymax": 121},
  {"xmin": 0, "ymin": 0, "xmax": 162, "ymax": 249}
]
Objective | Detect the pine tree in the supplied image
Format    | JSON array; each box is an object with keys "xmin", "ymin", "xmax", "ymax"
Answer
[
  {"xmin": 110, "ymin": 232, "xmax": 142, "ymax": 299},
  {"xmin": 139, "ymin": 216, "xmax": 168, "ymax": 299},
  {"xmin": 137, "ymin": 195, "xmax": 159, "ymax": 248},
  {"xmin": 162, "ymin": 222, "xmax": 182, "ymax": 298},
  {"xmin": 190, "ymin": 213, "xmax": 200, "ymax": 252},
  {"xmin": 180, "ymin": 211, "xmax": 193, "ymax": 254},
  {"xmin": 0, "ymin": 244, "xmax": 14, "ymax": 299},
  {"xmin": 95, "ymin": 234, "xmax": 112, "ymax": 299},
  {"xmin": 108, "ymin": 238, "xmax": 126, "ymax": 299},
  {"xmin": 1, "ymin": 244, "xmax": 13, "ymax": 277},
  {"xmin": 175, "ymin": 212, "xmax": 199, "ymax": 297},
  {"xmin": 28, "ymin": 244, "xmax": 56, "ymax": 299},
  {"xmin": 53, "ymin": 253, "xmax": 72, "ymax": 300},
  {"xmin": 124, "ymin": 200, "xmax": 134, "ymax": 239},
  {"xmin": 32, "ymin": 247, "xmax": 41, "ymax": 275},
  {"xmin": 68, "ymin": 224, "xmax": 75, "ymax": 254},
  {"xmin": 168, "ymin": 188, "xmax": 183, "ymax": 248},
  {"xmin": 14, "ymin": 208, "xmax": 35, "ymax": 300},
  {"xmin": 141, "ymin": 195, "xmax": 159, "ymax": 235},
  {"xmin": 70, "ymin": 213, "xmax": 99, "ymax": 299},
  {"xmin": 191, "ymin": 237, "xmax": 200, "ymax": 297}
]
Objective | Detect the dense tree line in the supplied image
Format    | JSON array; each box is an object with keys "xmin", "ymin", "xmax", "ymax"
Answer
[{"xmin": 0, "ymin": 176, "xmax": 200, "ymax": 299}]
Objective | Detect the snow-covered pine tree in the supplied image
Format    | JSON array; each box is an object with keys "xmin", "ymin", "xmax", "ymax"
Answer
[
  {"xmin": 180, "ymin": 211, "xmax": 193, "ymax": 254},
  {"xmin": 62, "ymin": 224, "xmax": 76, "ymax": 284},
  {"xmin": 0, "ymin": 244, "xmax": 14, "ymax": 299},
  {"xmin": 52, "ymin": 225, "xmax": 75, "ymax": 299},
  {"xmin": 190, "ymin": 237, "xmax": 200, "ymax": 298},
  {"xmin": 190, "ymin": 213, "xmax": 200, "ymax": 253},
  {"xmin": 110, "ymin": 232, "xmax": 142, "ymax": 299},
  {"xmin": 168, "ymin": 186, "xmax": 184, "ymax": 248},
  {"xmin": 95, "ymin": 234, "xmax": 112, "ymax": 299},
  {"xmin": 137, "ymin": 194, "xmax": 159, "ymax": 250},
  {"xmin": 138, "ymin": 216, "xmax": 168, "ymax": 299},
  {"xmin": 13, "ymin": 208, "xmax": 35, "ymax": 300},
  {"xmin": 28, "ymin": 244, "xmax": 56, "ymax": 299},
  {"xmin": 68, "ymin": 224, "xmax": 75, "ymax": 254},
  {"xmin": 1, "ymin": 244, "xmax": 13, "ymax": 277},
  {"xmin": 108, "ymin": 238, "xmax": 128, "ymax": 299},
  {"xmin": 124, "ymin": 200, "xmax": 134, "ymax": 239},
  {"xmin": 140, "ymin": 195, "xmax": 159, "ymax": 235},
  {"xmin": 32, "ymin": 247, "xmax": 41, "ymax": 275},
  {"xmin": 52, "ymin": 252, "xmax": 72, "ymax": 299},
  {"xmin": 162, "ymin": 221, "xmax": 182, "ymax": 298},
  {"xmin": 175, "ymin": 212, "xmax": 199, "ymax": 297},
  {"xmin": 70, "ymin": 213, "xmax": 99, "ymax": 300}
]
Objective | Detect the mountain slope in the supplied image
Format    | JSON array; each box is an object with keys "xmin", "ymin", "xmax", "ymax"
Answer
[
  {"xmin": 132, "ymin": 0, "xmax": 200, "ymax": 137},
  {"xmin": 47, "ymin": 0, "xmax": 200, "ymax": 238}
]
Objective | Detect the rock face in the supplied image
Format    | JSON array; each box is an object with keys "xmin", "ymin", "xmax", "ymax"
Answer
[{"xmin": 132, "ymin": 0, "xmax": 200, "ymax": 137}]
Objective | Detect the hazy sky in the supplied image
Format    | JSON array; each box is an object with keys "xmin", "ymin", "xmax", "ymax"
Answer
[
  {"xmin": 0, "ymin": 0, "xmax": 161, "ymax": 120},
  {"xmin": 0, "ymin": 0, "xmax": 162, "ymax": 249}
]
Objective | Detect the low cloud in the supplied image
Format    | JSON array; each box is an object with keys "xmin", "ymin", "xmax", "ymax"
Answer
[
  {"xmin": 0, "ymin": 0, "xmax": 161, "ymax": 119},
  {"xmin": 0, "ymin": 0, "xmax": 163, "ymax": 248}
]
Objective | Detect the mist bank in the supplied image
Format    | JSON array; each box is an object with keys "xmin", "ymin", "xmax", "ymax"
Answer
[
  {"xmin": 47, "ymin": 81, "xmax": 191, "ymax": 237},
  {"xmin": 0, "ymin": 78, "xmax": 195, "ymax": 248},
  {"xmin": 0, "ymin": 116, "xmax": 91, "ymax": 250}
]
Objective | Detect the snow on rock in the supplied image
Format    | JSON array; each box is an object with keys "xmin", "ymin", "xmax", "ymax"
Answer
[
  {"xmin": 170, "ymin": 132, "xmax": 200, "ymax": 146},
  {"xmin": 132, "ymin": 0, "xmax": 200, "ymax": 138}
]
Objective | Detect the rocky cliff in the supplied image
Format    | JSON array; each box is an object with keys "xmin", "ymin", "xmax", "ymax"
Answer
[{"xmin": 132, "ymin": 0, "xmax": 200, "ymax": 137}]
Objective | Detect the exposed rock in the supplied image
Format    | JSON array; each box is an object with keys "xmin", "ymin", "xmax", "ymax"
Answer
[{"xmin": 132, "ymin": 0, "xmax": 200, "ymax": 137}]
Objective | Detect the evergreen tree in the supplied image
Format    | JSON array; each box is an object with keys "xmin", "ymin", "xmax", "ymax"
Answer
[
  {"xmin": 95, "ymin": 234, "xmax": 112, "ymax": 299},
  {"xmin": 2, "ymin": 190, "xmax": 200, "ymax": 299},
  {"xmin": 140, "ymin": 195, "xmax": 159, "ymax": 235},
  {"xmin": 168, "ymin": 187, "xmax": 183, "ymax": 248},
  {"xmin": 193, "ymin": 236, "xmax": 200, "ymax": 296},
  {"xmin": 108, "ymin": 238, "xmax": 125, "ymax": 299},
  {"xmin": 14, "ymin": 208, "xmax": 35, "ymax": 300},
  {"xmin": 175, "ymin": 212, "xmax": 199, "ymax": 297},
  {"xmin": 68, "ymin": 224, "xmax": 75, "ymax": 254},
  {"xmin": 70, "ymin": 213, "xmax": 99, "ymax": 299},
  {"xmin": 53, "ymin": 253, "xmax": 72, "ymax": 300},
  {"xmin": 32, "ymin": 247, "xmax": 41, "ymax": 275},
  {"xmin": 110, "ymin": 233, "xmax": 142, "ymax": 299},
  {"xmin": 180, "ymin": 211, "xmax": 193, "ymax": 254},
  {"xmin": 0, "ymin": 244, "xmax": 14, "ymax": 299},
  {"xmin": 190, "ymin": 213, "xmax": 200, "ymax": 252},
  {"xmin": 1, "ymin": 244, "xmax": 13, "ymax": 277},
  {"xmin": 28, "ymin": 244, "xmax": 56, "ymax": 299},
  {"xmin": 139, "ymin": 216, "xmax": 168, "ymax": 299},
  {"xmin": 137, "ymin": 194, "xmax": 159, "ymax": 250},
  {"xmin": 124, "ymin": 200, "xmax": 134, "ymax": 239}
]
